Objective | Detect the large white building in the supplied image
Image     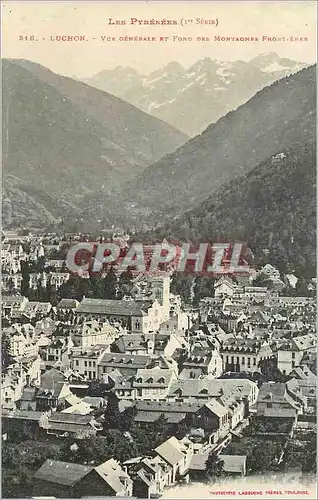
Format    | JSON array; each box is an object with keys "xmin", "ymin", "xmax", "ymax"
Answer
[
  {"xmin": 72, "ymin": 320, "xmax": 120, "ymax": 348},
  {"xmin": 277, "ymin": 333, "xmax": 316, "ymax": 375},
  {"xmin": 75, "ymin": 297, "xmax": 167, "ymax": 334}
]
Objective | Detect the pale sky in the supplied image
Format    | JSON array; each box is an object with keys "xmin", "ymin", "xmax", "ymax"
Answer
[{"xmin": 1, "ymin": 1, "xmax": 317, "ymax": 78}]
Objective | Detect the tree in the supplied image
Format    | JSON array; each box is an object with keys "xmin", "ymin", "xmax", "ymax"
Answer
[
  {"xmin": 2, "ymin": 466, "xmax": 34, "ymax": 498},
  {"xmin": 87, "ymin": 380, "xmax": 112, "ymax": 397},
  {"xmin": 246, "ymin": 440, "xmax": 282, "ymax": 472},
  {"xmin": 58, "ymin": 275, "xmax": 80, "ymax": 299},
  {"xmin": 205, "ymin": 453, "xmax": 224, "ymax": 480},
  {"xmin": 37, "ymin": 255, "xmax": 46, "ymax": 273},
  {"xmin": 102, "ymin": 267, "xmax": 118, "ymax": 299},
  {"xmin": 4, "ymin": 420, "xmax": 34, "ymax": 443},
  {"xmin": 301, "ymin": 433, "xmax": 317, "ymax": 474},
  {"xmin": 60, "ymin": 436, "xmax": 110, "ymax": 465},
  {"xmin": 105, "ymin": 429, "xmax": 139, "ymax": 462},
  {"xmin": 295, "ymin": 277, "xmax": 310, "ymax": 297},
  {"xmin": 120, "ymin": 405, "xmax": 137, "ymax": 432},
  {"xmin": 2, "ymin": 332, "xmax": 14, "ymax": 369},
  {"xmin": 89, "ymin": 275, "xmax": 104, "ymax": 298},
  {"xmin": 103, "ymin": 392, "xmax": 121, "ymax": 429},
  {"xmin": 174, "ymin": 419, "xmax": 190, "ymax": 440},
  {"xmin": 59, "ymin": 433, "xmax": 138, "ymax": 466},
  {"xmin": 78, "ymin": 278, "xmax": 91, "ymax": 299},
  {"xmin": 269, "ymin": 241, "xmax": 289, "ymax": 274},
  {"xmin": 128, "ymin": 414, "xmax": 172, "ymax": 456},
  {"xmin": 2, "ymin": 440, "xmax": 61, "ymax": 498},
  {"xmin": 170, "ymin": 272, "xmax": 194, "ymax": 305},
  {"xmin": 6, "ymin": 277, "xmax": 15, "ymax": 294},
  {"xmin": 152, "ymin": 413, "xmax": 170, "ymax": 447},
  {"xmin": 117, "ymin": 268, "xmax": 134, "ymax": 298},
  {"xmin": 20, "ymin": 260, "xmax": 30, "ymax": 297},
  {"xmin": 193, "ymin": 276, "xmax": 215, "ymax": 306},
  {"xmin": 259, "ymin": 357, "xmax": 286, "ymax": 383}
]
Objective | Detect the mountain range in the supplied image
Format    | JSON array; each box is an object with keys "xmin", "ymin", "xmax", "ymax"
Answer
[
  {"xmin": 83, "ymin": 53, "xmax": 308, "ymax": 136},
  {"xmin": 124, "ymin": 65, "xmax": 316, "ymax": 220},
  {"xmin": 129, "ymin": 64, "xmax": 316, "ymax": 275},
  {"xmin": 2, "ymin": 59, "xmax": 187, "ymax": 228}
]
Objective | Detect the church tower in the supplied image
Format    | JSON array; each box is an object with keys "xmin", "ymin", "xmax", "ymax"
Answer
[{"xmin": 150, "ymin": 275, "xmax": 170, "ymax": 320}]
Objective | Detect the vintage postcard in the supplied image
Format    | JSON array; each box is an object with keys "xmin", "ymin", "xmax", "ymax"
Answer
[{"xmin": 1, "ymin": 1, "xmax": 317, "ymax": 499}]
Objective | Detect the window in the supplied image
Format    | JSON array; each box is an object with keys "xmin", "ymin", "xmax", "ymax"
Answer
[
  {"xmin": 84, "ymin": 361, "xmax": 87, "ymax": 367},
  {"xmin": 154, "ymin": 288, "xmax": 163, "ymax": 300},
  {"xmin": 236, "ymin": 357, "xmax": 239, "ymax": 364},
  {"xmin": 241, "ymin": 357, "xmax": 245, "ymax": 365},
  {"xmin": 247, "ymin": 358, "xmax": 251, "ymax": 367},
  {"xmin": 292, "ymin": 352, "xmax": 295, "ymax": 359},
  {"xmin": 75, "ymin": 360, "xmax": 79, "ymax": 366},
  {"xmin": 253, "ymin": 358, "xmax": 256, "ymax": 366},
  {"xmin": 89, "ymin": 361, "xmax": 92, "ymax": 367},
  {"xmin": 292, "ymin": 361, "xmax": 295, "ymax": 368}
]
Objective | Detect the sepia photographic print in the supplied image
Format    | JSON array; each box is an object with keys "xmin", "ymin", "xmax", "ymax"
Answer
[{"xmin": 1, "ymin": 1, "xmax": 317, "ymax": 499}]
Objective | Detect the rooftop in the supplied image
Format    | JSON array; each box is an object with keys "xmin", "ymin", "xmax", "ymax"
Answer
[
  {"xmin": 34, "ymin": 460, "xmax": 93, "ymax": 486},
  {"xmin": 56, "ymin": 299, "xmax": 80, "ymax": 310},
  {"xmin": 76, "ymin": 298, "xmax": 153, "ymax": 316},
  {"xmin": 98, "ymin": 352, "xmax": 149, "ymax": 367},
  {"xmin": 155, "ymin": 437, "xmax": 186, "ymax": 466}
]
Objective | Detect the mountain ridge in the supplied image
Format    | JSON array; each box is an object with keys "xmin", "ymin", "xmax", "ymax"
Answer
[
  {"xmin": 151, "ymin": 138, "xmax": 316, "ymax": 276},
  {"xmin": 84, "ymin": 53, "xmax": 309, "ymax": 136},
  {"xmin": 2, "ymin": 58, "xmax": 187, "ymax": 227},
  {"xmin": 122, "ymin": 64, "xmax": 316, "ymax": 220}
]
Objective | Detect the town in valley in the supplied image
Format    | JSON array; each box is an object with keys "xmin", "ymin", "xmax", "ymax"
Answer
[{"xmin": 1, "ymin": 227, "xmax": 316, "ymax": 498}]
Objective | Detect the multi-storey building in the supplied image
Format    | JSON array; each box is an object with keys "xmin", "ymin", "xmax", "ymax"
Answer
[{"xmin": 277, "ymin": 333, "xmax": 316, "ymax": 375}]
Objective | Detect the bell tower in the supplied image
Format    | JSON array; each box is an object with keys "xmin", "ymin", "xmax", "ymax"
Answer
[{"xmin": 151, "ymin": 275, "xmax": 170, "ymax": 320}]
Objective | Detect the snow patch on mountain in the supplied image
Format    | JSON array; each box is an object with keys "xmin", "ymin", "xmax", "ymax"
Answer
[
  {"xmin": 216, "ymin": 66, "xmax": 232, "ymax": 77},
  {"xmin": 152, "ymin": 98, "xmax": 177, "ymax": 109},
  {"xmin": 146, "ymin": 73, "xmax": 169, "ymax": 85},
  {"xmin": 213, "ymin": 85, "xmax": 227, "ymax": 92},
  {"xmin": 262, "ymin": 62, "xmax": 290, "ymax": 73},
  {"xmin": 180, "ymin": 81, "xmax": 196, "ymax": 92},
  {"xmin": 84, "ymin": 54, "xmax": 309, "ymax": 136}
]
